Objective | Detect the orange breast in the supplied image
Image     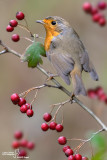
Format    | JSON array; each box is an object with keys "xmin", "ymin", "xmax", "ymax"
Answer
[{"xmin": 44, "ymin": 30, "xmax": 59, "ymax": 51}]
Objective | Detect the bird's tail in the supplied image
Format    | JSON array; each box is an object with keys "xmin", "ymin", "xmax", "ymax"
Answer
[
  {"xmin": 70, "ymin": 71, "xmax": 87, "ymax": 96},
  {"xmin": 89, "ymin": 62, "xmax": 99, "ymax": 81}
]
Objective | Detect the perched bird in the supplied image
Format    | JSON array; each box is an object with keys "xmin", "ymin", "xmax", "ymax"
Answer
[{"xmin": 36, "ymin": 16, "xmax": 98, "ymax": 96}]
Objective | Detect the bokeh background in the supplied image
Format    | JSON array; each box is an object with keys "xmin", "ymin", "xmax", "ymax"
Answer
[{"xmin": 0, "ymin": 0, "xmax": 107, "ymax": 160}]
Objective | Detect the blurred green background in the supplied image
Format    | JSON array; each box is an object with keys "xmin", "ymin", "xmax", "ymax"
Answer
[{"xmin": 0, "ymin": 0, "xmax": 107, "ymax": 160}]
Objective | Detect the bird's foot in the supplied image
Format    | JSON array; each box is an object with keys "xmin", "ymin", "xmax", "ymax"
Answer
[{"xmin": 70, "ymin": 92, "xmax": 76, "ymax": 103}]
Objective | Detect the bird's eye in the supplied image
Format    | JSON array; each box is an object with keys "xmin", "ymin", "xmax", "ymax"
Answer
[{"xmin": 51, "ymin": 21, "xmax": 56, "ymax": 25}]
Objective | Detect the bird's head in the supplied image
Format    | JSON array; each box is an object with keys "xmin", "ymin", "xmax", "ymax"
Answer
[{"xmin": 36, "ymin": 16, "xmax": 70, "ymax": 36}]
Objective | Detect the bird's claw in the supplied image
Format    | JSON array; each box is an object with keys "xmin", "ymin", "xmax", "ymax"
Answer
[{"xmin": 70, "ymin": 93, "xmax": 76, "ymax": 103}]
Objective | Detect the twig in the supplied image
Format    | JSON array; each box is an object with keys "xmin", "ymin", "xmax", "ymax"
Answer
[
  {"xmin": 70, "ymin": 128, "xmax": 105, "ymax": 153},
  {"xmin": 18, "ymin": 24, "xmax": 33, "ymax": 37},
  {"xmin": 21, "ymin": 37, "xmax": 33, "ymax": 42},
  {"xmin": 0, "ymin": 49, "xmax": 7, "ymax": 55},
  {"xmin": 30, "ymin": 89, "xmax": 39, "ymax": 105},
  {"xmin": 50, "ymin": 99, "xmax": 70, "ymax": 122},
  {"xmin": 0, "ymin": 40, "xmax": 107, "ymax": 131},
  {"xmin": 0, "ymin": 40, "xmax": 21, "ymax": 57},
  {"xmin": 19, "ymin": 84, "xmax": 60, "ymax": 97},
  {"xmin": 19, "ymin": 84, "xmax": 46, "ymax": 97}
]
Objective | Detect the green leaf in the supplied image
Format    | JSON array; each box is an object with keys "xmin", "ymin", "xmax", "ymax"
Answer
[
  {"xmin": 21, "ymin": 42, "xmax": 46, "ymax": 68},
  {"xmin": 92, "ymin": 134, "xmax": 106, "ymax": 151},
  {"xmin": 91, "ymin": 151, "xmax": 104, "ymax": 160}
]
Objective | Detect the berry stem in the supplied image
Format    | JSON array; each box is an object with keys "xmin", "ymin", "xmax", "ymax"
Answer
[
  {"xmin": 68, "ymin": 128, "xmax": 105, "ymax": 153},
  {"xmin": 19, "ymin": 84, "xmax": 46, "ymax": 97},
  {"xmin": 18, "ymin": 24, "xmax": 33, "ymax": 37},
  {"xmin": 61, "ymin": 109, "xmax": 64, "ymax": 125},
  {"xmin": 19, "ymin": 84, "xmax": 59, "ymax": 98},
  {"xmin": 24, "ymin": 18, "xmax": 29, "ymax": 29},
  {"xmin": 20, "ymin": 37, "xmax": 33, "ymax": 42},
  {"xmin": 52, "ymin": 99, "xmax": 70, "ymax": 122},
  {"xmin": 30, "ymin": 89, "xmax": 38, "ymax": 105},
  {"xmin": 50, "ymin": 99, "xmax": 70, "ymax": 121},
  {"xmin": 52, "ymin": 104, "xmax": 62, "ymax": 122}
]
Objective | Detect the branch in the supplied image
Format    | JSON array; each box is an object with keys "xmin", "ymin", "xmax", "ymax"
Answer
[
  {"xmin": 37, "ymin": 65, "xmax": 107, "ymax": 130},
  {"xmin": 0, "ymin": 40, "xmax": 21, "ymax": 57},
  {"xmin": 19, "ymin": 84, "xmax": 60, "ymax": 97},
  {"xmin": 0, "ymin": 49, "xmax": 7, "ymax": 55},
  {"xmin": 0, "ymin": 40, "xmax": 107, "ymax": 131}
]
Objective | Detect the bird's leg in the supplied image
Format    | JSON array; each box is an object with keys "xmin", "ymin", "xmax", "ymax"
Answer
[
  {"xmin": 70, "ymin": 92, "xmax": 75, "ymax": 100},
  {"xmin": 70, "ymin": 64, "xmax": 86, "ymax": 96}
]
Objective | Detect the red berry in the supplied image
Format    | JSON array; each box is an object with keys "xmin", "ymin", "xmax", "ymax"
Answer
[
  {"xmin": 26, "ymin": 109, "xmax": 34, "ymax": 117},
  {"xmin": 74, "ymin": 154, "xmax": 82, "ymax": 160},
  {"xmin": 12, "ymin": 34, "xmax": 20, "ymax": 42},
  {"xmin": 18, "ymin": 149, "xmax": 27, "ymax": 157},
  {"xmin": 20, "ymin": 104, "xmax": 28, "ymax": 113},
  {"xmin": 58, "ymin": 136, "xmax": 67, "ymax": 145},
  {"xmin": 56, "ymin": 124, "xmax": 63, "ymax": 132},
  {"xmin": 65, "ymin": 149, "xmax": 74, "ymax": 157},
  {"xmin": 20, "ymin": 139, "xmax": 28, "ymax": 147},
  {"xmin": 26, "ymin": 103, "xmax": 32, "ymax": 109},
  {"xmin": 14, "ymin": 131, "xmax": 23, "ymax": 139},
  {"xmin": 63, "ymin": 145, "xmax": 71, "ymax": 152},
  {"xmin": 12, "ymin": 140, "xmax": 20, "ymax": 149},
  {"xmin": 91, "ymin": 7, "xmax": 98, "ymax": 15},
  {"xmin": 92, "ymin": 13, "xmax": 102, "ymax": 22},
  {"xmin": 6, "ymin": 25, "xmax": 14, "ymax": 32},
  {"xmin": 49, "ymin": 122, "xmax": 57, "ymax": 130},
  {"xmin": 105, "ymin": 98, "xmax": 107, "ymax": 104},
  {"xmin": 82, "ymin": 157, "xmax": 89, "ymax": 160},
  {"xmin": 99, "ymin": 93, "xmax": 107, "ymax": 101},
  {"xmin": 87, "ymin": 89, "xmax": 97, "ymax": 99},
  {"xmin": 16, "ymin": 11, "xmax": 25, "ymax": 20},
  {"xmin": 9, "ymin": 20, "xmax": 18, "ymax": 27},
  {"xmin": 68, "ymin": 155, "xmax": 75, "ymax": 160},
  {"xmin": 83, "ymin": 2, "xmax": 92, "ymax": 13},
  {"xmin": 98, "ymin": 1, "xmax": 106, "ymax": 10},
  {"xmin": 95, "ymin": 87, "xmax": 104, "ymax": 97},
  {"xmin": 27, "ymin": 141, "xmax": 35, "ymax": 150},
  {"xmin": 99, "ymin": 18, "xmax": 106, "ymax": 26},
  {"xmin": 18, "ymin": 98, "xmax": 26, "ymax": 106},
  {"xmin": 43, "ymin": 113, "xmax": 52, "ymax": 122},
  {"xmin": 11, "ymin": 93, "xmax": 20, "ymax": 104},
  {"xmin": 41, "ymin": 123, "xmax": 49, "ymax": 131}
]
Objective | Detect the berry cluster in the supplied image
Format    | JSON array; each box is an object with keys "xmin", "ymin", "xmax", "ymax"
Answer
[
  {"xmin": 6, "ymin": 11, "xmax": 25, "ymax": 42},
  {"xmin": 11, "ymin": 93, "xmax": 34, "ymax": 117},
  {"xmin": 83, "ymin": 1, "xmax": 107, "ymax": 26},
  {"xmin": 12, "ymin": 131, "xmax": 35, "ymax": 158},
  {"xmin": 87, "ymin": 86, "xmax": 107, "ymax": 103},
  {"xmin": 58, "ymin": 137, "xmax": 89, "ymax": 160},
  {"xmin": 41, "ymin": 113, "xmax": 64, "ymax": 132}
]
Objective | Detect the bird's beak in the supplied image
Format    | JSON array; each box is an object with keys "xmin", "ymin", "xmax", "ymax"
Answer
[{"xmin": 36, "ymin": 20, "xmax": 44, "ymax": 24}]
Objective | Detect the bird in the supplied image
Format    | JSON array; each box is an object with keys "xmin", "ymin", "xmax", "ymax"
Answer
[{"xmin": 36, "ymin": 16, "xmax": 99, "ymax": 96}]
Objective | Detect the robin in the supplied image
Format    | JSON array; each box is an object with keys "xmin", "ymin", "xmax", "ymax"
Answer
[{"xmin": 36, "ymin": 16, "xmax": 99, "ymax": 96}]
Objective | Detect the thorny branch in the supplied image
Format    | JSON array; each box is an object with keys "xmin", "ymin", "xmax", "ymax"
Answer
[{"xmin": 0, "ymin": 40, "xmax": 107, "ymax": 133}]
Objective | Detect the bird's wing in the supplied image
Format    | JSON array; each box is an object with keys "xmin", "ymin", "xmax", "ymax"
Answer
[
  {"xmin": 47, "ymin": 49, "xmax": 74, "ymax": 85},
  {"xmin": 69, "ymin": 29, "xmax": 99, "ymax": 81}
]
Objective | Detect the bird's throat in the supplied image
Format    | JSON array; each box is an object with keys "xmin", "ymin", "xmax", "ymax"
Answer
[{"xmin": 44, "ymin": 29, "xmax": 59, "ymax": 51}]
